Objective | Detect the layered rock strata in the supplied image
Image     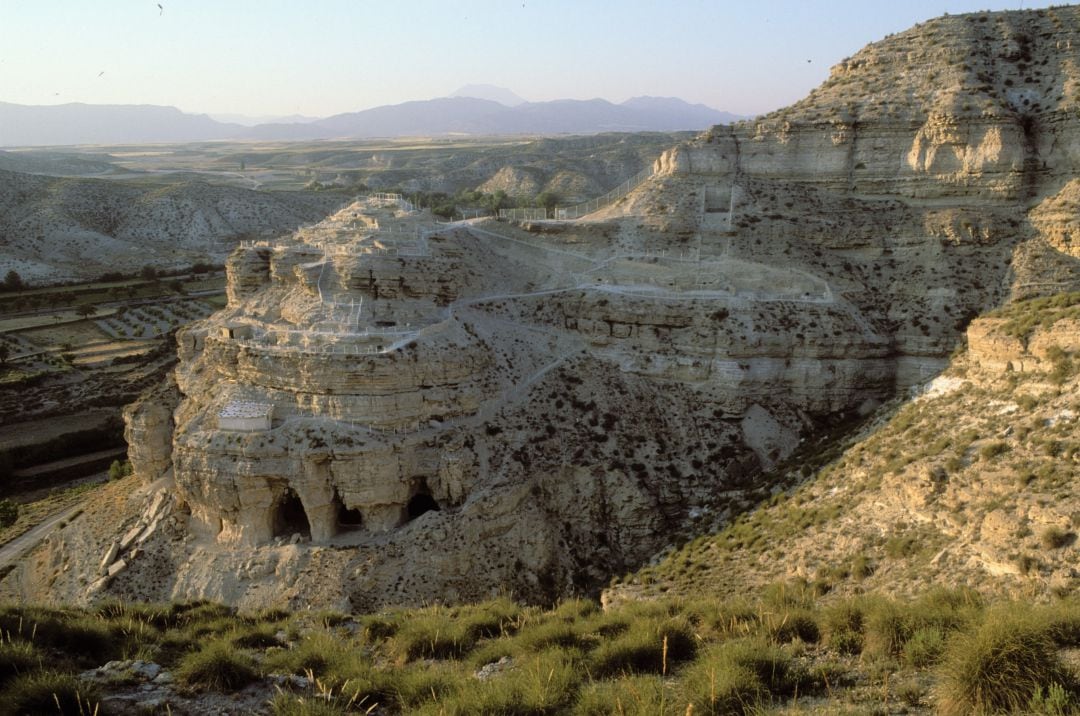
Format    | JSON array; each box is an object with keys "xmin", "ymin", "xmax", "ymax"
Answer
[{"xmin": 11, "ymin": 6, "xmax": 1080, "ymax": 611}]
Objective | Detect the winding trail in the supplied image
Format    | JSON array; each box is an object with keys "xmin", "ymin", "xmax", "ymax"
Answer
[{"xmin": 0, "ymin": 504, "xmax": 84, "ymax": 568}]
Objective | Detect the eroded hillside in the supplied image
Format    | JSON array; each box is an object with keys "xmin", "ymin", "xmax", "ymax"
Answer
[
  {"xmin": 607, "ymin": 292, "xmax": 1079, "ymax": 605},
  {"xmin": 0, "ymin": 170, "xmax": 343, "ymax": 283},
  {"xmin": 3, "ymin": 5, "xmax": 1078, "ymax": 613}
]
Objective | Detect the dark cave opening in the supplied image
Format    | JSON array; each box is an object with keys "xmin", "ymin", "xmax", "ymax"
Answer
[
  {"xmin": 274, "ymin": 489, "xmax": 310, "ymax": 538},
  {"xmin": 337, "ymin": 501, "xmax": 364, "ymax": 531},
  {"xmin": 406, "ymin": 491, "xmax": 441, "ymax": 521}
]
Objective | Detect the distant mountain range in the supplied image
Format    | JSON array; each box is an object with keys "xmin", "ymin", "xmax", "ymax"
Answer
[
  {"xmin": 0, "ymin": 94, "xmax": 741, "ymax": 147},
  {"xmin": 449, "ymin": 84, "xmax": 527, "ymax": 106}
]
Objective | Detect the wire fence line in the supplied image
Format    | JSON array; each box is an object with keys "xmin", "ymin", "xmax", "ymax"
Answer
[
  {"xmin": 368, "ymin": 192, "xmax": 416, "ymax": 213},
  {"xmin": 498, "ymin": 166, "xmax": 655, "ymax": 222}
]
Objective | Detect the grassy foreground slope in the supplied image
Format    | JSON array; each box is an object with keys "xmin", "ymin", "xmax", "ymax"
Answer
[
  {"xmin": 0, "ymin": 294, "xmax": 1077, "ymax": 714},
  {"xmin": 4, "ymin": 588, "xmax": 1080, "ymax": 714}
]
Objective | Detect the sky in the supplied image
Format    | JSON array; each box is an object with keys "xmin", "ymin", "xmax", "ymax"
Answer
[{"xmin": 0, "ymin": 0, "xmax": 1059, "ymax": 120}]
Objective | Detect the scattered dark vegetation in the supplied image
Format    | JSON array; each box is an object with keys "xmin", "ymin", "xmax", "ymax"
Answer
[
  {"xmin": 2, "ymin": 588, "xmax": 1080, "ymax": 714},
  {"xmin": 0, "ymin": 416, "xmax": 125, "ymax": 485},
  {"xmin": 0, "ymin": 263, "xmax": 223, "ymax": 316},
  {"xmin": 0, "ymin": 269, "xmax": 26, "ymax": 292},
  {"xmin": 986, "ymin": 291, "xmax": 1080, "ymax": 343},
  {"xmin": 107, "ymin": 459, "xmax": 134, "ymax": 481},
  {"xmin": 0, "ymin": 498, "xmax": 17, "ymax": 528}
]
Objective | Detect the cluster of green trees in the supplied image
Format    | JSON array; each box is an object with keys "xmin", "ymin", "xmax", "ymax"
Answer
[
  {"xmin": 0, "ymin": 498, "xmax": 16, "ymax": 528},
  {"xmin": 0, "ymin": 418, "xmax": 125, "ymax": 481},
  {"xmin": 107, "ymin": 460, "xmax": 133, "ymax": 481},
  {"xmin": 0, "ymin": 270, "xmax": 26, "ymax": 292},
  {"xmin": 401, "ymin": 188, "xmax": 562, "ymax": 219},
  {"xmin": 301, "ymin": 178, "xmax": 567, "ymax": 218}
]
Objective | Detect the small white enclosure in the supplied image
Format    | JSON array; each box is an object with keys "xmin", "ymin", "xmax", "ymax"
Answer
[{"xmin": 218, "ymin": 401, "xmax": 273, "ymax": 431}]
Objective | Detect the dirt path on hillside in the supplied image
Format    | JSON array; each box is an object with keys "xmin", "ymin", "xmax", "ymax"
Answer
[{"xmin": 0, "ymin": 503, "xmax": 85, "ymax": 568}]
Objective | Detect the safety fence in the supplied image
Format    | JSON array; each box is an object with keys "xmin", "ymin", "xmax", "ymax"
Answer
[
  {"xmin": 225, "ymin": 328, "xmax": 419, "ymax": 357},
  {"xmin": 498, "ymin": 165, "xmax": 655, "ymax": 222},
  {"xmin": 368, "ymin": 192, "xmax": 416, "ymax": 212}
]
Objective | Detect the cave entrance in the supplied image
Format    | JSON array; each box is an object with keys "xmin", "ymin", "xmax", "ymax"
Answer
[
  {"xmin": 337, "ymin": 501, "xmax": 364, "ymax": 531},
  {"xmin": 406, "ymin": 489, "xmax": 441, "ymax": 521},
  {"xmin": 274, "ymin": 489, "xmax": 310, "ymax": 538}
]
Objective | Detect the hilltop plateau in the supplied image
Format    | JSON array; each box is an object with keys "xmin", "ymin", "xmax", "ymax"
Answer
[{"xmin": 2, "ymin": 4, "xmax": 1078, "ymax": 625}]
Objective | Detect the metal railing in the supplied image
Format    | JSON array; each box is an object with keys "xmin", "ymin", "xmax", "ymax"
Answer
[
  {"xmin": 497, "ymin": 207, "xmax": 552, "ymax": 222},
  {"xmin": 498, "ymin": 165, "xmax": 655, "ymax": 222}
]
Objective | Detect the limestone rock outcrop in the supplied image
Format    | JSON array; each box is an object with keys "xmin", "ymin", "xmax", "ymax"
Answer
[
  {"xmin": 1031, "ymin": 180, "xmax": 1080, "ymax": 258},
  {"xmin": 122, "ymin": 376, "xmax": 180, "ymax": 484},
  {"xmin": 968, "ymin": 313, "xmax": 1080, "ymax": 374}
]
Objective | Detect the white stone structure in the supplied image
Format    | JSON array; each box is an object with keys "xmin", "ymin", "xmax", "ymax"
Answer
[{"xmin": 218, "ymin": 401, "xmax": 273, "ymax": 432}]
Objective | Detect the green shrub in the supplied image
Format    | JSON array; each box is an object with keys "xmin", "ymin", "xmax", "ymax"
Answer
[
  {"xmin": 0, "ymin": 499, "xmax": 18, "ymax": 528},
  {"xmin": 184, "ymin": 614, "xmax": 245, "ymax": 640},
  {"xmin": 863, "ymin": 590, "xmax": 977, "ymax": 663},
  {"xmin": 392, "ymin": 609, "xmax": 472, "ymax": 662},
  {"xmin": 682, "ymin": 654, "xmax": 765, "ymax": 715},
  {"xmin": 821, "ymin": 601, "xmax": 864, "ymax": 655},
  {"xmin": 684, "ymin": 636, "xmax": 808, "ymax": 714},
  {"xmin": 766, "ymin": 609, "xmax": 820, "ymax": 644},
  {"xmin": 721, "ymin": 637, "xmax": 807, "ymax": 696},
  {"xmin": 760, "ymin": 579, "xmax": 818, "ymax": 610},
  {"xmin": 1040, "ymin": 526, "xmax": 1073, "ymax": 550},
  {"xmin": 174, "ymin": 600, "xmax": 235, "ymax": 622},
  {"xmin": 263, "ymin": 630, "xmax": 366, "ymax": 682},
  {"xmin": 459, "ymin": 597, "xmax": 523, "ymax": 642},
  {"xmin": 979, "ymin": 441, "xmax": 1009, "ymax": 461},
  {"xmin": 176, "ymin": 640, "xmax": 259, "ymax": 691},
  {"xmin": 1040, "ymin": 600, "xmax": 1080, "ymax": 647},
  {"xmin": 0, "ymin": 608, "xmax": 122, "ymax": 667},
  {"xmin": 270, "ymin": 692, "xmax": 350, "ymax": 715},
  {"xmin": 937, "ymin": 612, "xmax": 1073, "ymax": 716},
  {"xmin": 421, "ymin": 648, "xmax": 580, "ymax": 715},
  {"xmin": 387, "ymin": 599, "xmax": 522, "ymax": 663},
  {"xmin": 574, "ymin": 674, "xmax": 674, "ymax": 715},
  {"xmin": 383, "ymin": 661, "xmax": 460, "ymax": 709},
  {"xmin": 552, "ymin": 598, "xmax": 600, "ymax": 622},
  {"xmin": 863, "ymin": 601, "xmax": 912, "ymax": 660},
  {"xmin": 884, "ymin": 533, "xmax": 921, "ymax": 558},
  {"xmin": 154, "ymin": 629, "xmax": 201, "ymax": 667},
  {"xmin": 360, "ymin": 613, "xmax": 400, "ymax": 642},
  {"xmin": 681, "ymin": 599, "xmax": 758, "ymax": 641},
  {"xmin": 514, "ymin": 619, "xmax": 587, "ymax": 653},
  {"xmin": 0, "ymin": 640, "xmax": 38, "ymax": 686},
  {"xmin": 902, "ymin": 625, "xmax": 946, "ymax": 667},
  {"xmin": 108, "ymin": 459, "xmax": 133, "ymax": 481},
  {"xmin": 248, "ymin": 606, "xmax": 292, "ymax": 624},
  {"xmin": 1029, "ymin": 682, "xmax": 1072, "ymax": 716},
  {"xmin": 589, "ymin": 617, "xmax": 696, "ymax": 677},
  {"xmin": 0, "ymin": 671, "xmax": 102, "ymax": 715},
  {"xmin": 230, "ymin": 623, "xmax": 283, "ymax": 649}
]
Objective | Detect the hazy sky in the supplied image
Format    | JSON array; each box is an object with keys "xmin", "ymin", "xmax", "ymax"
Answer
[{"xmin": 1, "ymin": 0, "xmax": 1056, "ymax": 119}]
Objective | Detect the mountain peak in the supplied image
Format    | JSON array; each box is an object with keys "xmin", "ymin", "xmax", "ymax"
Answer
[{"xmin": 448, "ymin": 84, "xmax": 526, "ymax": 107}]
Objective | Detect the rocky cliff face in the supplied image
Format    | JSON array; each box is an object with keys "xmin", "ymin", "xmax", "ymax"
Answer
[
  {"xmin": 606, "ymin": 292, "xmax": 1079, "ymax": 605},
  {"xmin": 8, "ymin": 6, "xmax": 1079, "ymax": 611}
]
